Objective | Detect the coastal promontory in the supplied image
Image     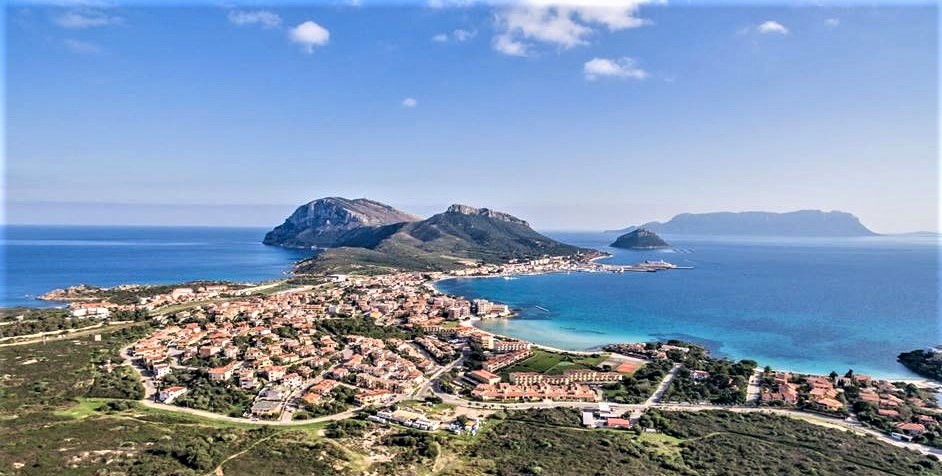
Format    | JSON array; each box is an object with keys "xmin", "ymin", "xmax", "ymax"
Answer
[
  {"xmin": 277, "ymin": 201, "xmax": 598, "ymax": 273},
  {"xmin": 610, "ymin": 228, "xmax": 671, "ymax": 249}
]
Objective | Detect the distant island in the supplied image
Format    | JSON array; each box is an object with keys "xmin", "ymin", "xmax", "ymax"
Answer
[
  {"xmin": 265, "ymin": 198, "xmax": 600, "ymax": 273},
  {"xmin": 608, "ymin": 210, "xmax": 876, "ymax": 237},
  {"xmin": 610, "ymin": 228, "xmax": 671, "ymax": 250}
]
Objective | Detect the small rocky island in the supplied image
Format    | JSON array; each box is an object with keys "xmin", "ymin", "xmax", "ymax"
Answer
[{"xmin": 610, "ymin": 227, "xmax": 671, "ymax": 249}]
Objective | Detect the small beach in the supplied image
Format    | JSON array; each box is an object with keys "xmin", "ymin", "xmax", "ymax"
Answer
[{"xmin": 436, "ymin": 232, "xmax": 941, "ymax": 380}]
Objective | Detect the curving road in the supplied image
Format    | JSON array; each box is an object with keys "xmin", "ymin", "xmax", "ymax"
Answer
[{"xmin": 120, "ymin": 342, "xmax": 942, "ymax": 456}]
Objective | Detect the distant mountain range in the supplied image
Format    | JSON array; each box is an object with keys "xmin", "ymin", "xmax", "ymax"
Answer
[
  {"xmin": 607, "ymin": 210, "xmax": 877, "ymax": 237},
  {"xmin": 265, "ymin": 198, "xmax": 597, "ymax": 273},
  {"xmin": 610, "ymin": 228, "xmax": 671, "ymax": 249}
]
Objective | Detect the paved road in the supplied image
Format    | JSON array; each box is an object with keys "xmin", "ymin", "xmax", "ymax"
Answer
[
  {"xmin": 745, "ymin": 369, "xmax": 763, "ymax": 404},
  {"xmin": 120, "ymin": 341, "xmax": 942, "ymax": 456},
  {"xmin": 0, "ymin": 320, "xmax": 135, "ymax": 347}
]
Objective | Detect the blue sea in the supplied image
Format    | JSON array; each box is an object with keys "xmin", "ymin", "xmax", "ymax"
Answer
[
  {"xmin": 1, "ymin": 226, "xmax": 312, "ymax": 308},
  {"xmin": 3, "ymin": 226, "xmax": 939, "ymax": 378},
  {"xmin": 437, "ymin": 232, "xmax": 942, "ymax": 379}
]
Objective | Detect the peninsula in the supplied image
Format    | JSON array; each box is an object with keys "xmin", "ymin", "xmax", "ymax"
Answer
[{"xmin": 265, "ymin": 198, "xmax": 602, "ymax": 274}]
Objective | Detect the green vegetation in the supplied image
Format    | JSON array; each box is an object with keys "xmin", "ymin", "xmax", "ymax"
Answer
[
  {"xmin": 0, "ymin": 325, "xmax": 356, "ymax": 475},
  {"xmin": 298, "ymin": 386, "xmax": 358, "ymax": 419},
  {"xmin": 4, "ymin": 320, "xmax": 939, "ymax": 475},
  {"xmin": 95, "ymin": 281, "xmax": 239, "ymax": 305},
  {"xmin": 325, "ymin": 418, "xmax": 371, "ymax": 438},
  {"xmin": 899, "ymin": 349, "xmax": 942, "ymax": 382},
  {"xmin": 0, "ymin": 323, "xmax": 152, "ymax": 412},
  {"xmin": 295, "ymin": 205, "xmax": 596, "ymax": 274},
  {"xmin": 662, "ymin": 343, "xmax": 757, "ymax": 404},
  {"xmin": 373, "ymin": 429, "xmax": 444, "ymax": 473},
  {"xmin": 218, "ymin": 430, "xmax": 360, "ymax": 476},
  {"xmin": 603, "ymin": 359, "xmax": 674, "ymax": 403},
  {"xmin": 316, "ymin": 316, "xmax": 421, "ymax": 341},
  {"xmin": 651, "ymin": 410, "xmax": 940, "ymax": 476},
  {"xmin": 163, "ymin": 370, "xmax": 255, "ymax": 417},
  {"xmin": 447, "ymin": 408, "xmax": 941, "ymax": 476},
  {"xmin": 497, "ymin": 349, "xmax": 607, "ymax": 378},
  {"xmin": 0, "ymin": 308, "xmax": 149, "ymax": 338}
]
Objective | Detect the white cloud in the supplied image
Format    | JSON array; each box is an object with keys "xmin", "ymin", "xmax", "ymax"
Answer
[
  {"xmin": 433, "ymin": 28, "xmax": 477, "ymax": 43},
  {"xmin": 492, "ymin": 1, "xmax": 653, "ymax": 56},
  {"xmin": 825, "ymin": 18, "xmax": 840, "ymax": 28},
  {"xmin": 583, "ymin": 57, "xmax": 648, "ymax": 81},
  {"xmin": 452, "ymin": 28, "xmax": 476, "ymax": 42},
  {"xmin": 757, "ymin": 20, "xmax": 788, "ymax": 35},
  {"xmin": 492, "ymin": 34, "xmax": 530, "ymax": 57},
  {"xmin": 289, "ymin": 21, "xmax": 330, "ymax": 53},
  {"xmin": 63, "ymin": 38, "xmax": 102, "ymax": 54},
  {"xmin": 402, "ymin": 97, "xmax": 418, "ymax": 108},
  {"xmin": 54, "ymin": 10, "xmax": 122, "ymax": 28},
  {"xmin": 228, "ymin": 10, "xmax": 282, "ymax": 29}
]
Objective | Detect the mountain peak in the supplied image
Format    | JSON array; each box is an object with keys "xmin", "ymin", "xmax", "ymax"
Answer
[
  {"xmin": 444, "ymin": 204, "xmax": 528, "ymax": 226},
  {"xmin": 263, "ymin": 197, "xmax": 419, "ymax": 249}
]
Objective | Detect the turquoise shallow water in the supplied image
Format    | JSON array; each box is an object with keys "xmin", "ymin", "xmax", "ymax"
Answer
[
  {"xmin": 436, "ymin": 232, "xmax": 941, "ymax": 379},
  {"xmin": 4, "ymin": 226, "xmax": 939, "ymax": 378}
]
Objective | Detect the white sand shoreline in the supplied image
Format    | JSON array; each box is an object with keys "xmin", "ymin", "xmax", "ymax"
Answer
[{"xmin": 429, "ymin": 272, "xmax": 939, "ymax": 387}]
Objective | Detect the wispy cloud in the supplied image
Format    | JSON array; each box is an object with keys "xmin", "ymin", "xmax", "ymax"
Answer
[
  {"xmin": 825, "ymin": 18, "xmax": 840, "ymax": 28},
  {"xmin": 492, "ymin": 34, "xmax": 530, "ymax": 57},
  {"xmin": 289, "ymin": 20, "xmax": 330, "ymax": 53},
  {"xmin": 401, "ymin": 97, "xmax": 418, "ymax": 108},
  {"xmin": 63, "ymin": 38, "xmax": 102, "ymax": 54},
  {"xmin": 54, "ymin": 10, "xmax": 123, "ymax": 29},
  {"xmin": 432, "ymin": 28, "xmax": 477, "ymax": 43},
  {"xmin": 583, "ymin": 57, "xmax": 648, "ymax": 81},
  {"xmin": 228, "ymin": 10, "xmax": 282, "ymax": 29},
  {"xmin": 756, "ymin": 20, "xmax": 789, "ymax": 35},
  {"xmin": 492, "ymin": 1, "xmax": 653, "ymax": 56}
]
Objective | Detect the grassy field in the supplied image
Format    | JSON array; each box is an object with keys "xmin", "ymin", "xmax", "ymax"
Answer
[{"xmin": 498, "ymin": 349, "xmax": 608, "ymax": 378}]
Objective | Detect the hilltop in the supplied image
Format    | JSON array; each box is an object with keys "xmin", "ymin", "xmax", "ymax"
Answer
[
  {"xmin": 263, "ymin": 197, "xmax": 420, "ymax": 249},
  {"xmin": 610, "ymin": 228, "xmax": 671, "ymax": 249},
  {"xmin": 609, "ymin": 210, "xmax": 876, "ymax": 237},
  {"xmin": 264, "ymin": 200, "xmax": 598, "ymax": 273}
]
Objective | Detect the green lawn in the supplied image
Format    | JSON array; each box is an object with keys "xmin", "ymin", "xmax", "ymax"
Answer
[{"xmin": 498, "ymin": 349, "xmax": 609, "ymax": 378}]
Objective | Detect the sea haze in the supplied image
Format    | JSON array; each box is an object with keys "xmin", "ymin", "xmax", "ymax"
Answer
[
  {"xmin": 436, "ymin": 232, "xmax": 941, "ymax": 379},
  {"xmin": 1, "ymin": 226, "xmax": 312, "ymax": 307}
]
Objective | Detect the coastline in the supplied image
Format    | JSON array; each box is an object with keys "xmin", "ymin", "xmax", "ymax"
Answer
[{"xmin": 431, "ymin": 271, "xmax": 935, "ymax": 385}]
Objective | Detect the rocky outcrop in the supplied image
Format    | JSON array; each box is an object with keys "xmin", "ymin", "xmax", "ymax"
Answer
[{"xmin": 263, "ymin": 197, "xmax": 419, "ymax": 249}]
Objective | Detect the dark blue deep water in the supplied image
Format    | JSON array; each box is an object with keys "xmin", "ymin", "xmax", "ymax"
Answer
[
  {"xmin": 437, "ymin": 232, "xmax": 941, "ymax": 378},
  {"xmin": 2, "ymin": 226, "xmax": 312, "ymax": 308},
  {"xmin": 3, "ymin": 226, "xmax": 939, "ymax": 377}
]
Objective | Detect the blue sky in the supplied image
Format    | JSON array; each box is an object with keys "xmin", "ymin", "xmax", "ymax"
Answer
[{"xmin": 3, "ymin": 1, "xmax": 939, "ymax": 232}]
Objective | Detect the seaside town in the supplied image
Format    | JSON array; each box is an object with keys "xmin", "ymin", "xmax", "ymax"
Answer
[{"xmin": 20, "ymin": 254, "xmax": 939, "ymax": 455}]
